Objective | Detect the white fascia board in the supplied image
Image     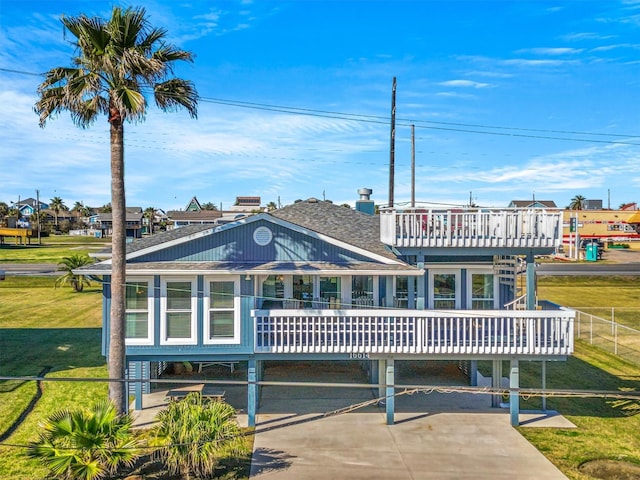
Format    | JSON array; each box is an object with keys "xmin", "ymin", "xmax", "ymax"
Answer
[{"xmin": 109, "ymin": 214, "xmax": 270, "ymax": 264}]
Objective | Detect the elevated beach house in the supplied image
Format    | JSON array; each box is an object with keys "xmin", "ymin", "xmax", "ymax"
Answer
[{"xmin": 79, "ymin": 195, "xmax": 573, "ymax": 426}]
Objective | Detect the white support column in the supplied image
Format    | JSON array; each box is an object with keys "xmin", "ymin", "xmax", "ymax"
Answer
[
  {"xmin": 509, "ymin": 359, "xmax": 520, "ymax": 427},
  {"xmin": 385, "ymin": 359, "xmax": 395, "ymax": 426}
]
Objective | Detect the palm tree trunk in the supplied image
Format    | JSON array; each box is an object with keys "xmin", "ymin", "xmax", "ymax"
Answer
[{"xmin": 109, "ymin": 112, "xmax": 127, "ymax": 414}]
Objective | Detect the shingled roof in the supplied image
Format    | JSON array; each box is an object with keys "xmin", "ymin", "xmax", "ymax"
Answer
[{"xmin": 270, "ymin": 198, "xmax": 395, "ymax": 260}]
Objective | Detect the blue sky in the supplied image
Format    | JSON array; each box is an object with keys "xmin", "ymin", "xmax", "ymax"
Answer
[{"xmin": 1, "ymin": 1, "xmax": 640, "ymax": 211}]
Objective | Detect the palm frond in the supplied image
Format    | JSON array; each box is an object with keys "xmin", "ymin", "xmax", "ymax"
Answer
[{"xmin": 154, "ymin": 78, "xmax": 198, "ymax": 118}]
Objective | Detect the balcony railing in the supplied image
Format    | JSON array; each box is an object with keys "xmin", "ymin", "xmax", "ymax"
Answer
[
  {"xmin": 379, "ymin": 208, "xmax": 562, "ymax": 249},
  {"xmin": 253, "ymin": 308, "xmax": 574, "ymax": 356}
]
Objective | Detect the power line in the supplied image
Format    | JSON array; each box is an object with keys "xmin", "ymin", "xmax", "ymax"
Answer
[{"xmin": 3, "ymin": 66, "xmax": 640, "ymax": 146}]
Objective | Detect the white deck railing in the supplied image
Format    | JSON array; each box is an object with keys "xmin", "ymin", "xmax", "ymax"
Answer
[
  {"xmin": 253, "ymin": 308, "xmax": 574, "ymax": 356},
  {"xmin": 379, "ymin": 208, "xmax": 562, "ymax": 248}
]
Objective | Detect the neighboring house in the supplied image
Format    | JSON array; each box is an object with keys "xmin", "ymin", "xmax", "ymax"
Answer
[
  {"xmin": 94, "ymin": 208, "xmax": 143, "ymax": 238},
  {"xmin": 166, "ymin": 210, "xmax": 223, "ymax": 228},
  {"xmin": 15, "ymin": 197, "xmax": 49, "ymax": 217},
  {"xmin": 508, "ymin": 200, "xmax": 557, "ymax": 209},
  {"xmin": 230, "ymin": 196, "xmax": 262, "ymax": 212},
  {"xmin": 79, "ymin": 197, "xmax": 574, "ymax": 427}
]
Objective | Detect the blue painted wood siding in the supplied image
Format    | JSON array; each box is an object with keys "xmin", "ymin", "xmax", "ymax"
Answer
[{"xmin": 133, "ymin": 219, "xmax": 376, "ymax": 264}]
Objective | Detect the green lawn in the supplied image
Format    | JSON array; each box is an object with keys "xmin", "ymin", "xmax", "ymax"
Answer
[
  {"xmin": 538, "ymin": 276, "xmax": 640, "ymax": 330},
  {"xmin": 0, "ymin": 275, "xmax": 252, "ymax": 479},
  {"xmin": 0, "ymin": 235, "xmax": 108, "ymax": 264},
  {"xmin": 0, "ymin": 276, "xmax": 106, "ymax": 479}
]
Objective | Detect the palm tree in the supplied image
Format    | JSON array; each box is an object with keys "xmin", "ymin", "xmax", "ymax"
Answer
[
  {"xmin": 55, "ymin": 253, "xmax": 95, "ymax": 292},
  {"xmin": 568, "ymin": 195, "xmax": 586, "ymax": 210},
  {"xmin": 143, "ymin": 206, "xmax": 156, "ymax": 234},
  {"xmin": 266, "ymin": 201, "xmax": 277, "ymax": 211},
  {"xmin": 35, "ymin": 6, "xmax": 198, "ymax": 413},
  {"xmin": 0, "ymin": 201, "xmax": 8, "ymax": 226},
  {"xmin": 151, "ymin": 393, "xmax": 243, "ymax": 479},
  {"xmin": 27, "ymin": 400, "xmax": 140, "ymax": 480},
  {"xmin": 49, "ymin": 196, "xmax": 67, "ymax": 229}
]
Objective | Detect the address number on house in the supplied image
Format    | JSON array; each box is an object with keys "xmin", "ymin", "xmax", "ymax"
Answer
[{"xmin": 349, "ymin": 353, "xmax": 370, "ymax": 359}]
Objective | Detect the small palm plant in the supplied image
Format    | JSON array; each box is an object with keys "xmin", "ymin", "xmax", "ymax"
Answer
[
  {"xmin": 27, "ymin": 400, "xmax": 140, "ymax": 480},
  {"xmin": 151, "ymin": 393, "xmax": 244, "ymax": 479},
  {"xmin": 55, "ymin": 253, "xmax": 95, "ymax": 292}
]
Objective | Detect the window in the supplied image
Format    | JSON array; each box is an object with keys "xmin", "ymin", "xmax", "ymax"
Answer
[
  {"xmin": 161, "ymin": 279, "xmax": 196, "ymax": 345},
  {"xmin": 429, "ymin": 270, "xmax": 460, "ymax": 309},
  {"xmin": 352, "ymin": 275, "xmax": 373, "ymax": 299},
  {"xmin": 469, "ymin": 272, "xmax": 495, "ymax": 310},
  {"xmin": 125, "ymin": 279, "xmax": 153, "ymax": 345},
  {"xmin": 293, "ymin": 275, "xmax": 313, "ymax": 307},
  {"xmin": 261, "ymin": 274, "xmax": 284, "ymax": 308},
  {"xmin": 205, "ymin": 278, "xmax": 240, "ymax": 344},
  {"xmin": 320, "ymin": 276, "xmax": 341, "ymax": 307}
]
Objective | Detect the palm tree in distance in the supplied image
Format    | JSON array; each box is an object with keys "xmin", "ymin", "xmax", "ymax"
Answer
[
  {"xmin": 143, "ymin": 206, "xmax": 156, "ymax": 234},
  {"xmin": 568, "ymin": 195, "xmax": 586, "ymax": 210},
  {"xmin": 55, "ymin": 253, "xmax": 95, "ymax": 292},
  {"xmin": 49, "ymin": 196, "xmax": 67, "ymax": 229},
  {"xmin": 35, "ymin": 6, "xmax": 198, "ymax": 413}
]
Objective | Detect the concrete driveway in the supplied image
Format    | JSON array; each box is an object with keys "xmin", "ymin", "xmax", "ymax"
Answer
[{"xmin": 249, "ymin": 361, "xmax": 571, "ymax": 479}]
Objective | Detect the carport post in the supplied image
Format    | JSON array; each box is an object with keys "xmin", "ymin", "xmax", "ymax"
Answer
[
  {"xmin": 378, "ymin": 360, "xmax": 385, "ymax": 398},
  {"xmin": 385, "ymin": 359, "xmax": 395, "ymax": 426},
  {"xmin": 134, "ymin": 361, "xmax": 143, "ymax": 411},
  {"xmin": 509, "ymin": 359, "xmax": 519, "ymax": 427},
  {"xmin": 248, "ymin": 359, "xmax": 257, "ymax": 427}
]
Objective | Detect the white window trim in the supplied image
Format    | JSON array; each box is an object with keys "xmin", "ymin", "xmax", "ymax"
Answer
[
  {"xmin": 160, "ymin": 277, "xmax": 197, "ymax": 345},
  {"xmin": 428, "ymin": 269, "xmax": 461, "ymax": 309},
  {"xmin": 466, "ymin": 268, "xmax": 498, "ymax": 310},
  {"xmin": 204, "ymin": 276, "xmax": 240, "ymax": 344},
  {"xmin": 124, "ymin": 277, "xmax": 154, "ymax": 346}
]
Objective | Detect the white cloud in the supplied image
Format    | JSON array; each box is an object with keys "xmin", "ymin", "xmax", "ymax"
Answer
[
  {"xmin": 438, "ymin": 80, "xmax": 492, "ymax": 89},
  {"xmin": 515, "ymin": 47, "xmax": 584, "ymax": 55}
]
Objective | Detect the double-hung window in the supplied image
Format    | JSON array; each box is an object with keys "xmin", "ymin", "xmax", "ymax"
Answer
[
  {"xmin": 161, "ymin": 278, "xmax": 197, "ymax": 345},
  {"xmin": 125, "ymin": 278, "xmax": 153, "ymax": 345},
  {"xmin": 204, "ymin": 278, "xmax": 240, "ymax": 344}
]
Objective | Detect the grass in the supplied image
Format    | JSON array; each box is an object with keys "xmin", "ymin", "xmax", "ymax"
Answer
[
  {"xmin": 517, "ymin": 342, "xmax": 640, "ymax": 479},
  {"xmin": 0, "ymin": 275, "xmax": 252, "ymax": 479},
  {"xmin": 0, "ymin": 235, "xmax": 108, "ymax": 264},
  {"xmin": 538, "ymin": 276, "xmax": 640, "ymax": 330}
]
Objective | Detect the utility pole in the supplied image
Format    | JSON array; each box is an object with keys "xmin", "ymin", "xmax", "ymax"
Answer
[
  {"xmin": 36, "ymin": 189, "xmax": 41, "ymax": 244},
  {"xmin": 411, "ymin": 124, "xmax": 415, "ymax": 208},
  {"xmin": 389, "ymin": 77, "xmax": 396, "ymax": 207}
]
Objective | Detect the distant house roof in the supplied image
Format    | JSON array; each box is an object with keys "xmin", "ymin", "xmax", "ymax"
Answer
[
  {"xmin": 508, "ymin": 200, "xmax": 557, "ymax": 208},
  {"xmin": 97, "ymin": 212, "xmax": 143, "ymax": 222},
  {"xmin": 235, "ymin": 196, "xmax": 261, "ymax": 206},
  {"xmin": 620, "ymin": 202, "xmax": 638, "ymax": 211},
  {"xmin": 16, "ymin": 198, "xmax": 49, "ymax": 209},
  {"xmin": 185, "ymin": 196, "xmax": 202, "ymax": 212}
]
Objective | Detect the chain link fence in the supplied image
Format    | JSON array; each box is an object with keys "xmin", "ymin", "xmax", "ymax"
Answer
[{"xmin": 575, "ymin": 309, "xmax": 640, "ymax": 366}]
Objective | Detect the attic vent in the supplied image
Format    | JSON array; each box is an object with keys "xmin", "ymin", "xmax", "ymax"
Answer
[{"xmin": 253, "ymin": 226, "xmax": 273, "ymax": 246}]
